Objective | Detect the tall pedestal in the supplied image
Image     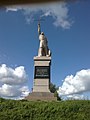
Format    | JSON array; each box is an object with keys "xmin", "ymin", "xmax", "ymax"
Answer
[
  {"xmin": 25, "ymin": 56, "xmax": 57, "ymax": 101},
  {"xmin": 33, "ymin": 56, "xmax": 51, "ymax": 92}
]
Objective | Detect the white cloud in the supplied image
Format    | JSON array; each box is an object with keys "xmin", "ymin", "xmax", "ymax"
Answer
[
  {"xmin": 0, "ymin": 64, "xmax": 29, "ymax": 99},
  {"xmin": 67, "ymin": 94, "xmax": 84, "ymax": 100},
  {"xmin": 0, "ymin": 64, "xmax": 28, "ymax": 85},
  {"xmin": 0, "ymin": 84, "xmax": 29, "ymax": 99},
  {"xmin": 6, "ymin": 8, "xmax": 18, "ymax": 12},
  {"xmin": 6, "ymin": 2, "xmax": 72, "ymax": 29},
  {"xmin": 57, "ymin": 69, "xmax": 90, "ymax": 99},
  {"xmin": 0, "ymin": 84, "xmax": 21, "ymax": 97}
]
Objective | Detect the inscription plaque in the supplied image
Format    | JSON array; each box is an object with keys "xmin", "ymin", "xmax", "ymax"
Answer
[{"xmin": 34, "ymin": 66, "xmax": 50, "ymax": 78}]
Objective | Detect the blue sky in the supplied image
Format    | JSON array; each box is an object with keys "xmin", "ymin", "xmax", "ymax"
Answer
[{"xmin": 0, "ymin": 1, "xmax": 90, "ymax": 99}]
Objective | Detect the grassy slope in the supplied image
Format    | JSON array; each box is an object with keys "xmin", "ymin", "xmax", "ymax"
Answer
[{"xmin": 0, "ymin": 98, "xmax": 90, "ymax": 120}]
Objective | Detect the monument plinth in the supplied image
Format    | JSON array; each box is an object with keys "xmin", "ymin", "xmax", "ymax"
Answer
[
  {"xmin": 25, "ymin": 22, "xmax": 57, "ymax": 101},
  {"xmin": 33, "ymin": 56, "xmax": 51, "ymax": 93}
]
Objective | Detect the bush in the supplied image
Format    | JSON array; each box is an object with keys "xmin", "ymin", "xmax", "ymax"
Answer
[{"xmin": 0, "ymin": 98, "xmax": 90, "ymax": 120}]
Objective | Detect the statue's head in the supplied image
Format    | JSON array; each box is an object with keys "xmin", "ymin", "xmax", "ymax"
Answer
[{"xmin": 41, "ymin": 32, "xmax": 44, "ymax": 35}]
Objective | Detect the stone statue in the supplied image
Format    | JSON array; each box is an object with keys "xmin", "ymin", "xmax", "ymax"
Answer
[{"xmin": 38, "ymin": 22, "xmax": 51, "ymax": 57}]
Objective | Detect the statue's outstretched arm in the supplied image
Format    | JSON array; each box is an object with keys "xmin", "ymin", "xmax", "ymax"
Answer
[{"xmin": 38, "ymin": 22, "xmax": 41, "ymax": 35}]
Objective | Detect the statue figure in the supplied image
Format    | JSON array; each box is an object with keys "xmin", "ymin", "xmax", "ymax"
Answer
[{"xmin": 38, "ymin": 22, "xmax": 51, "ymax": 57}]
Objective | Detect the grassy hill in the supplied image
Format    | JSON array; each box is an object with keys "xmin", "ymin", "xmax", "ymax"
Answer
[{"xmin": 0, "ymin": 98, "xmax": 90, "ymax": 120}]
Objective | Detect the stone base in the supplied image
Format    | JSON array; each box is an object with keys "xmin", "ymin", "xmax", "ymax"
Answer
[
  {"xmin": 25, "ymin": 92, "xmax": 57, "ymax": 101},
  {"xmin": 33, "ymin": 56, "xmax": 51, "ymax": 93},
  {"xmin": 33, "ymin": 79, "xmax": 50, "ymax": 92}
]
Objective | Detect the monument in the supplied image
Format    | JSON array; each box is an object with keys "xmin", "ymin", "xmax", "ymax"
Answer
[{"xmin": 25, "ymin": 22, "xmax": 57, "ymax": 101}]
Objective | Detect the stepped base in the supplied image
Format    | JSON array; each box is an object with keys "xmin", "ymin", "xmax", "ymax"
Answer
[{"xmin": 25, "ymin": 92, "xmax": 57, "ymax": 101}]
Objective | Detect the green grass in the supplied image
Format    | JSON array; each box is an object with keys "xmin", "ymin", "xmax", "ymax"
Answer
[{"xmin": 0, "ymin": 98, "xmax": 90, "ymax": 120}]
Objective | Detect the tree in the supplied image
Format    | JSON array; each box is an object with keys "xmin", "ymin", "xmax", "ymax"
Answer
[
  {"xmin": 50, "ymin": 82, "xmax": 61, "ymax": 101},
  {"xmin": 50, "ymin": 82, "xmax": 56, "ymax": 93}
]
